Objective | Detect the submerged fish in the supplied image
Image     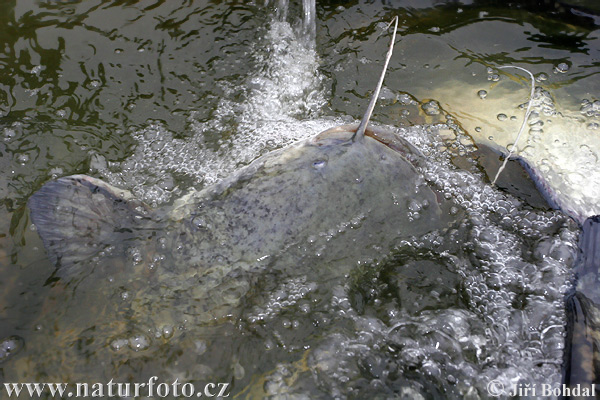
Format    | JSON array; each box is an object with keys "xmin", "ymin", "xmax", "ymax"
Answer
[
  {"xmin": 28, "ymin": 17, "xmax": 455, "ymax": 319},
  {"xmin": 28, "ymin": 123, "xmax": 455, "ymax": 319},
  {"xmin": 15, "ymin": 18, "xmax": 580, "ymax": 397},
  {"xmin": 23, "ymin": 17, "xmax": 459, "ymax": 382}
]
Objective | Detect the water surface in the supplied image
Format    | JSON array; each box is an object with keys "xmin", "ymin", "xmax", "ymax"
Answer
[{"xmin": 1, "ymin": 0, "xmax": 598, "ymax": 398}]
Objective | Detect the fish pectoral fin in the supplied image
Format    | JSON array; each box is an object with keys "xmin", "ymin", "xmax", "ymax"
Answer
[{"xmin": 28, "ymin": 174, "xmax": 147, "ymax": 278}]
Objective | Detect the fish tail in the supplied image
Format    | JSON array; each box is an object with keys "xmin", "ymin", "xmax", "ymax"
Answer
[{"xmin": 28, "ymin": 175, "xmax": 149, "ymax": 278}]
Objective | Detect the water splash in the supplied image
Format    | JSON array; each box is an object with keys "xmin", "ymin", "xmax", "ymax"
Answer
[
  {"xmin": 301, "ymin": 0, "xmax": 317, "ymax": 45},
  {"xmin": 96, "ymin": 1, "xmax": 328, "ymax": 204},
  {"xmin": 266, "ymin": 0, "xmax": 316, "ymax": 45},
  {"xmin": 238, "ymin": 122, "xmax": 577, "ymax": 398}
]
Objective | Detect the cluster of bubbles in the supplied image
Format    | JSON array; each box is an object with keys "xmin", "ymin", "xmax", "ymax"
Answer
[
  {"xmin": 246, "ymin": 277, "xmax": 317, "ymax": 324},
  {"xmin": 94, "ymin": 11, "xmax": 332, "ymax": 206},
  {"xmin": 421, "ymin": 100, "xmax": 442, "ymax": 116},
  {"xmin": 477, "ymin": 77, "xmax": 558, "ymax": 143},
  {"xmin": 581, "ymin": 99, "xmax": 600, "ymax": 118},
  {"xmin": 408, "ymin": 124, "xmax": 576, "ymax": 396},
  {"xmin": 237, "ymin": 120, "xmax": 579, "ymax": 398},
  {"xmin": 109, "ymin": 318, "xmax": 175, "ymax": 353},
  {"xmin": 486, "ymin": 67, "xmax": 500, "ymax": 82},
  {"xmin": 110, "ymin": 334, "xmax": 150, "ymax": 352},
  {"xmin": 64, "ymin": 5, "xmax": 586, "ymax": 397},
  {"xmin": 581, "ymin": 99, "xmax": 600, "ymax": 130}
]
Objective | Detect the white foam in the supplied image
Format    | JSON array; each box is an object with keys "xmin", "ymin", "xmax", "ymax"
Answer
[
  {"xmin": 86, "ymin": 5, "xmax": 578, "ymax": 395},
  {"xmin": 245, "ymin": 123, "xmax": 578, "ymax": 398},
  {"xmin": 95, "ymin": 15, "xmax": 329, "ymax": 205}
]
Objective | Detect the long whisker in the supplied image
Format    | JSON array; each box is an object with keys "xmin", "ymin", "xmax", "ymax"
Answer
[
  {"xmin": 351, "ymin": 16, "xmax": 399, "ymax": 142},
  {"xmin": 492, "ymin": 65, "xmax": 536, "ymax": 186}
]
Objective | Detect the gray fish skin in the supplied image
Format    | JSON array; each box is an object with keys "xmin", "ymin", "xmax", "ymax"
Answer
[{"xmin": 28, "ymin": 124, "xmax": 457, "ymax": 323}]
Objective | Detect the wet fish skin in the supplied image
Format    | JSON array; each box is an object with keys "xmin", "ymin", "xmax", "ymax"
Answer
[{"xmin": 28, "ymin": 124, "xmax": 457, "ymax": 323}]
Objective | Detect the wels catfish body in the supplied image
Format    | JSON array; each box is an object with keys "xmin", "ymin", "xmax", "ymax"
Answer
[
  {"xmin": 27, "ymin": 18, "xmax": 458, "ymax": 322},
  {"xmin": 29, "ymin": 124, "xmax": 455, "ymax": 322},
  {"xmin": 17, "ymin": 18, "xmax": 576, "ymax": 395},
  {"xmin": 23, "ymin": 19, "xmax": 463, "ymax": 385}
]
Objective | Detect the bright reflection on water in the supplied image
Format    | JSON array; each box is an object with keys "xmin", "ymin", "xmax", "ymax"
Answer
[{"xmin": 0, "ymin": 0, "xmax": 598, "ymax": 398}]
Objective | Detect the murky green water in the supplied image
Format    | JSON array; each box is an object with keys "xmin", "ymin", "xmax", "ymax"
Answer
[{"xmin": 1, "ymin": 1, "xmax": 599, "ymax": 398}]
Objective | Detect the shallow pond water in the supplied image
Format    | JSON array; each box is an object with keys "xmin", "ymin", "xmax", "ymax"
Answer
[{"xmin": 0, "ymin": 0, "xmax": 599, "ymax": 398}]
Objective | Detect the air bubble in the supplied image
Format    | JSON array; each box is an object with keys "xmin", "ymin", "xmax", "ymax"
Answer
[
  {"xmin": 128, "ymin": 335, "xmax": 150, "ymax": 351},
  {"xmin": 158, "ymin": 176, "xmax": 174, "ymax": 191},
  {"xmin": 0, "ymin": 336, "xmax": 24, "ymax": 362},
  {"xmin": 191, "ymin": 216, "xmax": 208, "ymax": 230},
  {"xmin": 110, "ymin": 338, "xmax": 128, "ymax": 351},
  {"xmin": 162, "ymin": 325, "xmax": 174, "ymax": 339},
  {"xmin": 313, "ymin": 160, "xmax": 327, "ymax": 169},
  {"xmin": 422, "ymin": 100, "xmax": 441, "ymax": 116},
  {"xmin": 128, "ymin": 247, "xmax": 142, "ymax": 265},
  {"xmin": 350, "ymin": 216, "xmax": 363, "ymax": 228},
  {"xmin": 477, "ymin": 90, "xmax": 487, "ymax": 99},
  {"xmin": 407, "ymin": 199, "xmax": 422, "ymax": 212},
  {"xmin": 398, "ymin": 94, "xmax": 416, "ymax": 105},
  {"xmin": 233, "ymin": 362, "xmax": 245, "ymax": 380},
  {"xmin": 554, "ymin": 63, "xmax": 569, "ymax": 73},
  {"xmin": 3, "ymin": 128, "xmax": 16, "ymax": 141},
  {"xmin": 195, "ymin": 340, "xmax": 207, "ymax": 355},
  {"xmin": 16, "ymin": 154, "xmax": 29, "ymax": 164},
  {"xmin": 497, "ymin": 113, "xmax": 507, "ymax": 121}
]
